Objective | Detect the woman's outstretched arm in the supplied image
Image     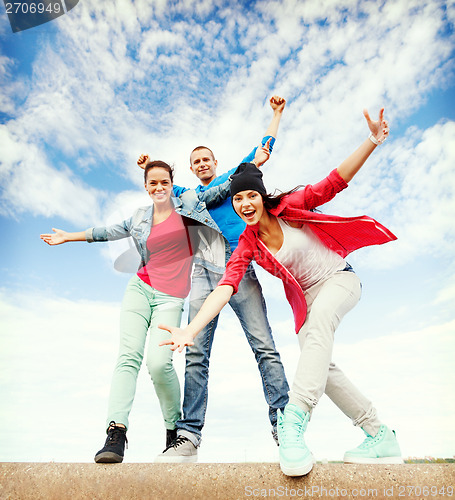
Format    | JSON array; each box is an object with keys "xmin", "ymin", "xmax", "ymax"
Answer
[
  {"xmin": 40, "ymin": 228, "xmax": 87, "ymax": 245},
  {"xmin": 337, "ymin": 108, "xmax": 389, "ymax": 183},
  {"xmin": 159, "ymin": 285, "xmax": 234, "ymax": 352}
]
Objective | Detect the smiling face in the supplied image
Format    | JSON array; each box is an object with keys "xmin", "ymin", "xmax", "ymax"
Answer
[
  {"xmin": 232, "ymin": 190, "xmax": 265, "ymax": 225},
  {"xmin": 144, "ymin": 167, "xmax": 173, "ymax": 208},
  {"xmin": 190, "ymin": 147, "xmax": 218, "ymax": 185}
]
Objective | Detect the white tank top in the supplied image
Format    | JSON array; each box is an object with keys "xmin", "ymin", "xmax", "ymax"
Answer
[{"xmin": 274, "ymin": 218, "xmax": 346, "ymax": 290}]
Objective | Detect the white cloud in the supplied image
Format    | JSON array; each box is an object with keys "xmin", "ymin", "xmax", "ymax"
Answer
[
  {"xmin": 201, "ymin": 310, "xmax": 455, "ymax": 461},
  {"xmin": 339, "ymin": 120, "xmax": 455, "ymax": 269},
  {"xmin": 0, "ymin": 125, "xmax": 105, "ymax": 226},
  {"xmin": 1, "ymin": 0, "xmax": 454, "ymax": 464},
  {"xmin": 434, "ymin": 273, "xmax": 455, "ymax": 305},
  {"xmin": 0, "ymin": 55, "xmax": 20, "ymax": 115},
  {"xmin": 138, "ymin": 29, "xmax": 186, "ymax": 66},
  {"xmin": 1, "ymin": 0, "xmax": 452, "ymax": 224},
  {"xmin": 0, "ymin": 288, "xmax": 187, "ymax": 462},
  {"xmin": 1, "ymin": 289, "xmax": 453, "ymax": 462}
]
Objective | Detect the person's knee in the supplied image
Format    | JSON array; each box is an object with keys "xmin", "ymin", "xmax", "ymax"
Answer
[
  {"xmin": 185, "ymin": 345, "xmax": 210, "ymax": 368},
  {"xmin": 116, "ymin": 350, "xmax": 143, "ymax": 371},
  {"xmin": 308, "ymin": 303, "xmax": 342, "ymax": 332},
  {"xmin": 147, "ymin": 355, "xmax": 173, "ymax": 383}
]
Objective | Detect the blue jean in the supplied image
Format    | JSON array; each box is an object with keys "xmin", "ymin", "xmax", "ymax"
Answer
[
  {"xmin": 177, "ymin": 264, "xmax": 289, "ymax": 445},
  {"xmin": 107, "ymin": 275, "xmax": 184, "ymax": 430}
]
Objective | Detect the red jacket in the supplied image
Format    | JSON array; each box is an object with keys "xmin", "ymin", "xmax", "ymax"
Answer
[{"xmin": 218, "ymin": 169, "xmax": 397, "ymax": 332}]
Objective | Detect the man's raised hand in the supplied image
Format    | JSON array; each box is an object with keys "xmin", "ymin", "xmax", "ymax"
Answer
[
  {"xmin": 253, "ymin": 137, "xmax": 272, "ymax": 168},
  {"xmin": 270, "ymin": 95, "xmax": 286, "ymax": 113},
  {"xmin": 137, "ymin": 154, "xmax": 150, "ymax": 169}
]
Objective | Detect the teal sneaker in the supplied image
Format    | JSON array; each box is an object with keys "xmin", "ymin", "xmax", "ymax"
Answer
[
  {"xmin": 277, "ymin": 404, "xmax": 314, "ymax": 476},
  {"xmin": 343, "ymin": 425, "xmax": 404, "ymax": 464}
]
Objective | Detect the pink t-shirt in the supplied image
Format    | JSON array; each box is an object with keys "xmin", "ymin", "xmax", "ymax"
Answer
[{"xmin": 137, "ymin": 210, "xmax": 193, "ymax": 298}]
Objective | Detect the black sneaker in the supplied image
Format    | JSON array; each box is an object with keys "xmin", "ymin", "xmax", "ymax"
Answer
[
  {"xmin": 94, "ymin": 422, "xmax": 128, "ymax": 463},
  {"xmin": 166, "ymin": 429, "xmax": 177, "ymax": 449}
]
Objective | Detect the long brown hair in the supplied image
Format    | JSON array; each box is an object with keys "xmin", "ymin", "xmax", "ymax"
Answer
[
  {"xmin": 261, "ymin": 186, "xmax": 306, "ymax": 211},
  {"xmin": 144, "ymin": 160, "xmax": 174, "ymax": 183}
]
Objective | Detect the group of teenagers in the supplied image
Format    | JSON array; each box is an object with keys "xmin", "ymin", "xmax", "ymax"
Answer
[{"xmin": 41, "ymin": 96, "xmax": 403, "ymax": 476}]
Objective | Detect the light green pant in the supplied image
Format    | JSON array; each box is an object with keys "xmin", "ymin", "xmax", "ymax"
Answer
[{"xmin": 107, "ymin": 275, "xmax": 183, "ymax": 430}]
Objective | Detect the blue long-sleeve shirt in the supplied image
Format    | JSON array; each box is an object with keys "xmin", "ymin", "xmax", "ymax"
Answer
[{"xmin": 173, "ymin": 136, "xmax": 275, "ymax": 252}]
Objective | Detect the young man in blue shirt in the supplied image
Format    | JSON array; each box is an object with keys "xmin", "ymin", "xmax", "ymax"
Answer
[{"xmin": 138, "ymin": 96, "xmax": 289, "ymax": 462}]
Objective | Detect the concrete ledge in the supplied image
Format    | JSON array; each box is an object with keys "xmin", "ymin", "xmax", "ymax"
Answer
[{"xmin": 1, "ymin": 463, "xmax": 454, "ymax": 499}]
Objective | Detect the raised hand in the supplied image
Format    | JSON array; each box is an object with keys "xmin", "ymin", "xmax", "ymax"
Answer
[
  {"xmin": 270, "ymin": 95, "xmax": 286, "ymax": 113},
  {"xmin": 158, "ymin": 324, "xmax": 195, "ymax": 353},
  {"xmin": 40, "ymin": 228, "xmax": 69, "ymax": 245},
  {"xmin": 137, "ymin": 154, "xmax": 150, "ymax": 169},
  {"xmin": 363, "ymin": 108, "xmax": 389, "ymax": 144},
  {"xmin": 253, "ymin": 137, "xmax": 272, "ymax": 168}
]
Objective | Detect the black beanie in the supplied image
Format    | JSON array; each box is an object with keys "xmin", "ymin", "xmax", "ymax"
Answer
[{"xmin": 230, "ymin": 163, "xmax": 267, "ymax": 198}]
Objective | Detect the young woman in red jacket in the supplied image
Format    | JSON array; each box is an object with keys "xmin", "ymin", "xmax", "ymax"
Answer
[{"xmin": 159, "ymin": 109, "xmax": 403, "ymax": 476}]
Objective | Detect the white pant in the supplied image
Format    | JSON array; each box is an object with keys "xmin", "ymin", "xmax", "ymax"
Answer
[{"xmin": 288, "ymin": 270, "xmax": 381, "ymax": 436}]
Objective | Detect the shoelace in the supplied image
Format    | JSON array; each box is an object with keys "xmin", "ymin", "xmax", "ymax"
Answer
[
  {"xmin": 278, "ymin": 408, "xmax": 311, "ymax": 445},
  {"xmin": 278, "ymin": 418, "xmax": 304, "ymax": 441},
  {"xmin": 358, "ymin": 427, "xmax": 384, "ymax": 448},
  {"xmin": 163, "ymin": 435, "xmax": 188, "ymax": 452},
  {"xmin": 107, "ymin": 426, "xmax": 128, "ymax": 448}
]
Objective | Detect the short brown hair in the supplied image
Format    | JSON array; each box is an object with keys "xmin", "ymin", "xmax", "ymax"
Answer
[{"xmin": 190, "ymin": 146, "xmax": 215, "ymax": 163}]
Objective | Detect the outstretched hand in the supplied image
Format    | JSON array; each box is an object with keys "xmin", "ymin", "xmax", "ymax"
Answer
[
  {"xmin": 159, "ymin": 324, "xmax": 195, "ymax": 353},
  {"xmin": 137, "ymin": 154, "xmax": 150, "ymax": 169},
  {"xmin": 40, "ymin": 228, "xmax": 68, "ymax": 245},
  {"xmin": 364, "ymin": 108, "xmax": 389, "ymax": 144},
  {"xmin": 253, "ymin": 137, "xmax": 272, "ymax": 168},
  {"xmin": 270, "ymin": 95, "xmax": 286, "ymax": 113}
]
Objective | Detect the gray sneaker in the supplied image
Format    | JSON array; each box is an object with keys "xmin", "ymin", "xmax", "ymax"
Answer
[{"xmin": 155, "ymin": 436, "xmax": 198, "ymax": 463}]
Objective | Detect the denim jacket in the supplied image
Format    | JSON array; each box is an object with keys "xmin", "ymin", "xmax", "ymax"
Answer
[{"xmin": 85, "ymin": 179, "xmax": 232, "ymax": 272}]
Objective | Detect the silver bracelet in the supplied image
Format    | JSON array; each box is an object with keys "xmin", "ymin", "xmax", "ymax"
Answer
[{"xmin": 368, "ymin": 133, "xmax": 381, "ymax": 145}]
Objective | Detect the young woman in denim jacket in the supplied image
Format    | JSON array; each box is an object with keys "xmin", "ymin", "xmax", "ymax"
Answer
[
  {"xmin": 40, "ymin": 160, "xmax": 235, "ymax": 463},
  {"xmin": 159, "ymin": 109, "xmax": 403, "ymax": 476}
]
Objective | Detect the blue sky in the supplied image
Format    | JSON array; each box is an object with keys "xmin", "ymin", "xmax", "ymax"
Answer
[{"xmin": 1, "ymin": 0, "xmax": 454, "ymax": 464}]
